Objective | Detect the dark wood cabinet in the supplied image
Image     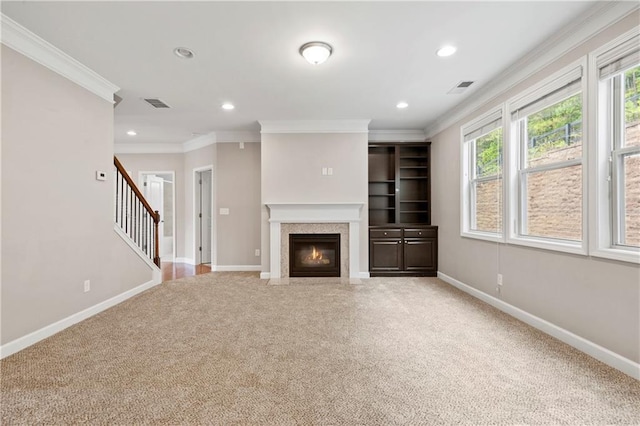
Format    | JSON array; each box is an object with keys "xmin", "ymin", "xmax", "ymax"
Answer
[
  {"xmin": 369, "ymin": 226, "xmax": 438, "ymax": 276},
  {"xmin": 368, "ymin": 142, "xmax": 438, "ymax": 276}
]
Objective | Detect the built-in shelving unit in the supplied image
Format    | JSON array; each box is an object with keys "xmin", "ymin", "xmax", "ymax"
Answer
[
  {"xmin": 368, "ymin": 143, "xmax": 431, "ymax": 226},
  {"xmin": 368, "ymin": 142, "xmax": 437, "ymax": 276}
]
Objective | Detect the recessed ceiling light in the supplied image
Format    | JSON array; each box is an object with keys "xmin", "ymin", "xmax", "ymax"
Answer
[
  {"xmin": 126, "ymin": 130, "xmax": 137, "ymax": 136},
  {"xmin": 436, "ymin": 45, "xmax": 457, "ymax": 57},
  {"xmin": 299, "ymin": 41, "xmax": 333, "ymax": 65},
  {"xmin": 221, "ymin": 103, "xmax": 235, "ymax": 110},
  {"xmin": 396, "ymin": 102, "xmax": 409, "ymax": 109},
  {"xmin": 173, "ymin": 47, "xmax": 195, "ymax": 59}
]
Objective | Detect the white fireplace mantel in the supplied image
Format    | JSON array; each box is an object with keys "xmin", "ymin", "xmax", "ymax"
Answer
[{"xmin": 266, "ymin": 203, "xmax": 364, "ymax": 278}]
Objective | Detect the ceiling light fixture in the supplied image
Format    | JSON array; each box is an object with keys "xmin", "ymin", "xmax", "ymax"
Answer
[
  {"xmin": 299, "ymin": 41, "xmax": 333, "ymax": 65},
  {"xmin": 173, "ymin": 47, "xmax": 195, "ymax": 59},
  {"xmin": 221, "ymin": 103, "xmax": 235, "ymax": 110},
  {"xmin": 436, "ymin": 45, "xmax": 457, "ymax": 57},
  {"xmin": 396, "ymin": 102, "xmax": 409, "ymax": 109},
  {"xmin": 126, "ymin": 130, "xmax": 137, "ymax": 136}
]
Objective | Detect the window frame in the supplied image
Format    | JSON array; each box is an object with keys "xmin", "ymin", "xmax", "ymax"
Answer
[
  {"xmin": 506, "ymin": 59, "xmax": 588, "ymax": 255},
  {"xmin": 588, "ymin": 27, "xmax": 640, "ymax": 264},
  {"xmin": 460, "ymin": 108, "xmax": 505, "ymax": 242}
]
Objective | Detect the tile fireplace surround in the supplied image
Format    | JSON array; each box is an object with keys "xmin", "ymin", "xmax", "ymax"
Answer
[{"xmin": 266, "ymin": 203, "xmax": 364, "ymax": 279}]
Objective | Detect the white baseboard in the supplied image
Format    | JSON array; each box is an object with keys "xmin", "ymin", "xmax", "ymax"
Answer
[
  {"xmin": 359, "ymin": 272, "xmax": 371, "ymax": 279},
  {"xmin": 174, "ymin": 257, "xmax": 195, "ymax": 265},
  {"xmin": 437, "ymin": 271, "xmax": 640, "ymax": 380},
  {"xmin": 212, "ymin": 265, "xmax": 261, "ymax": 272},
  {"xmin": 0, "ymin": 277, "xmax": 162, "ymax": 359}
]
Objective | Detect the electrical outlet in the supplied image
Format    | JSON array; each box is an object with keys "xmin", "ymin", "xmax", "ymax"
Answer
[
  {"xmin": 497, "ymin": 274, "xmax": 503, "ymax": 286},
  {"xmin": 255, "ymin": 249, "xmax": 260, "ymax": 257},
  {"xmin": 84, "ymin": 280, "xmax": 91, "ymax": 293}
]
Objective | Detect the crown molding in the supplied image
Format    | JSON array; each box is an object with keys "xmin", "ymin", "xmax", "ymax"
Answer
[
  {"xmin": 424, "ymin": 1, "xmax": 639, "ymax": 138},
  {"xmin": 115, "ymin": 132, "xmax": 217, "ymax": 154},
  {"xmin": 114, "ymin": 143, "xmax": 185, "ymax": 155},
  {"xmin": 1, "ymin": 13, "xmax": 119, "ymax": 103},
  {"xmin": 216, "ymin": 131, "xmax": 261, "ymax": 143},
  {"xmin": 368, "ymin": 129, "xmax": 426, "ymax": 142},
  {"xmin": 183, "ymin": 133, "xmax": 216, "ymax": 152},
  {"xmin": 259, "ymin": 119, "xmax": 371, "ymax": 134}
]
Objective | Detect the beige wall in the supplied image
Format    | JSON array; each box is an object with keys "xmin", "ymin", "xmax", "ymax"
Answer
[
  {"xmin": 430, "ymin": 13, "xmax": 640, "ymax": 363},
  {"xmin": 1, "ymin": 46, "xmax": 153, "ymax": 345},
  {"xmin": 116, "ymin": 153, "xmax": 185, "ymax": 257},
  {"xmin": 216, "ymin": 143, "xmax": 261, "ymax": 266},
  {"xmin": 118, "ymin": 142, "xmax": 261, "ymax": 267},
  {"xmin": 261, "ymin": 132, "xmax": 369, "ymax": 275}
]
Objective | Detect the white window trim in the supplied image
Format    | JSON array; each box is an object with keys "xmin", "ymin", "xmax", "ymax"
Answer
[
  {"xmin": 460, "ymin": 107, "xmax": 505, "ymax": 242},
  {"xmin": 506, "ymin": 58, "xmax": 588, "ymax": 256},
  {"xmin": 588, "ymin": 27, "xmax": 640, "ymax": 264}
]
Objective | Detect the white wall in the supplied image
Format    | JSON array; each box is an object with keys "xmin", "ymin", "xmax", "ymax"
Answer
[
  {"xmin": 430, "ymin": 13, "xmax": 640, "ymax": 364},
  {"xmin": 261, "ymin": 132, "xmax": 369, "ymax": 276},
  {"xmin": 1, "ymin": 45, "xmax": 154, "ymax": 345}
]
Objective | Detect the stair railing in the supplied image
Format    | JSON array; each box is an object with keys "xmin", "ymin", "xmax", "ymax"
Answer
[{"xmin": 114, "ymin": 156, "xmax": 160, "ymax": 267}]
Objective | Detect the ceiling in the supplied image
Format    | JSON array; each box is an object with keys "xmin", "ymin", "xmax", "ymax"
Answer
[{"xmin": 2, "ymin": 1, "xmax": 598, "ymax": 146}]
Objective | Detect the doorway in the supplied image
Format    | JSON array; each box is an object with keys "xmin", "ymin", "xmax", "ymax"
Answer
[
  {"xmin": 139, "ymin": 171, "xmax": 176, "ymax": 262},
  {"xmin": 194, "ymin": 167, "xmax": 214, "ymax": 265}
]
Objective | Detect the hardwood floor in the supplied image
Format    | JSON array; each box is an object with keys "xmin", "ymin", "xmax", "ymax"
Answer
[{"xmin": 162, "ymin": 262, "xmax": 211, "ymax": 282}]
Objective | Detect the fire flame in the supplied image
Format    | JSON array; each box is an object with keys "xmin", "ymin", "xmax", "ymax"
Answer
[
  {"xmin": 301, "ymin": 245, "xmax": 331, "ymax": 266},
  {"xmin": 306, "ymin": 246, "xmax": 323, "ymax": 261}
]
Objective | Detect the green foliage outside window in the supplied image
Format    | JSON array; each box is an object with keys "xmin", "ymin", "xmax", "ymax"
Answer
[
  {"xmin": 474, "ymin": 65, "xmax": 639, "ymax": 178},
  {"xmin": 527, "ymin": 94, "xmax": 582, "ymax": 159},
  {"xmin": 476, "ymin": 128, "xmax": 502, "ymax": 177},
  {"xmin": 625, "ymin": 66, "xmax": 640, "ymax": 123}
]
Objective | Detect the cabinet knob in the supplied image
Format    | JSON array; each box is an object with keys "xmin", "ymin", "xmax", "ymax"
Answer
[
  {"xmin": 405, "ymin": 240, "xmax": 408, "ymax": 244},
  {"xmin": 398, "ymin": 241, "xmax": 401, "ymax": 244},
  {"xmin": 384, "ymin": 232, "xmax": 387, "ymax": 235},
  {"xmin": 418, "ymin": 232, "xmax": 422, "ymax": 235}
]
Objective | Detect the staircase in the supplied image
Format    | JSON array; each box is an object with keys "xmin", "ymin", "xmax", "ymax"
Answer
[{"xmin": 114, "ymin": 156, "xmax": 161, "ymax": 267}]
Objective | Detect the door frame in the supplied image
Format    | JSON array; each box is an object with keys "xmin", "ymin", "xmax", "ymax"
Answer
[
  {"xmin": 193, "ymin": 165, "xmax": 215, "ymax": 266},
  {"xmin": 138, "ymin": 171, "xmax": 176, "ymax": 262}
]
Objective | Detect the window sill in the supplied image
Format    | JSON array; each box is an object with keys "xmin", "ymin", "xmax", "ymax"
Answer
[
  {"xmin": 507, "ymin": 235, "xmax": 587, "ymax": 256},
  {"xmin": 461, "ymin": 230, "xmax": 504, "ymax": 243},
  {"xmin": 590, "ymin": 248, "xmax": 640, "ymax": 265}
]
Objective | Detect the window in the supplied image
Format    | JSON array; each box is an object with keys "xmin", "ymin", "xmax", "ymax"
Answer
[
  {"xmin": 461, "ymin": 110, "xmax": 503, "ymax": 241},
  {"xmin": 458, "ymin": 32, "xmax": 640, "ymax": 263},
  {"xmin": 508, "ymin": 64, "xmax": 586, "ymax": 253},
  {"xmin": 592, "ymin": 30, "xmax": 640, "ymax": 263}
]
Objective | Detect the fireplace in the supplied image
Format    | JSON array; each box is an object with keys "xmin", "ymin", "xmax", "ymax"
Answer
[
  {"xmin": 289, "ymin": 234, "xmax": 340, "ymax": 277},
  {"xmin": 265, "ymin": 203, "xmax": 363, "ymax": 279}
]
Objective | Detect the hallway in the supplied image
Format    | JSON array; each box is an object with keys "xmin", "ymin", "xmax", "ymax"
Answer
[{"xmin": 161, "ymin": 262, "xmax": 211, "ymax": 282}]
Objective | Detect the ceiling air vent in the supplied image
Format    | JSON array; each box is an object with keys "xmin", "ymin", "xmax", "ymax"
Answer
[
  {"xmin": 447, "ymin": 81, "xmax": 475, "ymax": 95},
  {"xmin": 144, "ymin": 98, "xmax": 171, "ymax": 108}
]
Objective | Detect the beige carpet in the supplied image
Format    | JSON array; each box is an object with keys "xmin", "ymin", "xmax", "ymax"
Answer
[{"xmin": 2, "ymin": 272, "xmax": 639, "ymax": 425}]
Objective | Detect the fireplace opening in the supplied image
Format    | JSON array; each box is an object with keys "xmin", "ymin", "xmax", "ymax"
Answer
[{"xmin": 289, "ymin": 234, "xmax": 340, "ymax": 277}]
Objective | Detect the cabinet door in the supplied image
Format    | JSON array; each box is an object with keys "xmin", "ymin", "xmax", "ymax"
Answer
[
  {"xmin": 370, "ymin": 239, "xmax": 403, "ymax": 271},
  {"xmin": 403, "ymin": 238, "xmax": 437, "ymax": 272}
]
